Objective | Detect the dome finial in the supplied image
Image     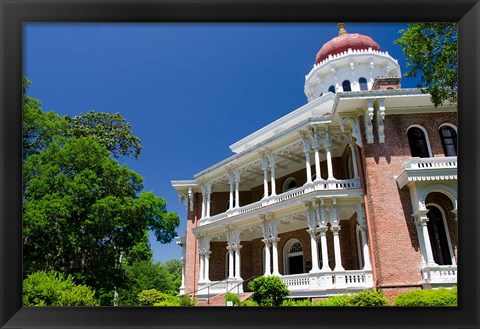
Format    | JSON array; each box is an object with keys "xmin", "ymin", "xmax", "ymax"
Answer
[{"xmin": 337, "ymin": 22, "xmax": 347, "ymax": 36}]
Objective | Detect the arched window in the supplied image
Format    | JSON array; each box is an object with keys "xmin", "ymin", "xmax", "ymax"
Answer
[
  {"xmin": 426, "ymin": 205, "xmax": 454, "ymax": 266},
  {"xmin": 439, "ymin": 125, "xmax": 457, "ymax": 156},
  {"xmin": 342, "ymin": 80, "xmax": 352, "ymax": 92},
  {"xmin": 283, "ymin": 239, "xmax": 304, "ymax": 275},
  {"xmin": 282, "ymin": 177, "xmax": 297, "ymax": 192},
  {"xmin": 407, "ymin": 126, "xmax": 431, "ymax": 158},
  {"xmin": 328, "ymin": 85, "xmax": 336, "ymax": 94},
  {"xmin": 359, "ymin": 77, "xmax": 368, "ymax": 91}
]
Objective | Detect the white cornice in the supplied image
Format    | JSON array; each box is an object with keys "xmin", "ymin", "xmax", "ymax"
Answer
[{"xmin": 229, "ymin": 93, "xmax": 336, "ymax": 154}]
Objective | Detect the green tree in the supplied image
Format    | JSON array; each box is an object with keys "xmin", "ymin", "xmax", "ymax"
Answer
[
  {"xmin": 248, "ymin": 276, "xmax": 289, "ymax": 306},
  {"xmin": 118, "ymin": 259, "xmax": 182, "ymax": 306},
  {"xmin": 23, "ymin": 137, "xmax": 179, "ymax": 304},
  {"xmin": 395, "ymin": 23, "xmax": 457, "ymax": 107},
  {"xmin": 23, "ymin": 270, "xmax": 98, "ymax": 306},
  {"xmin": 22, "ymin": 77, "xmax": 69, "ymax": 160},
  {"xmin": 66, "ymin": 110, "xmax": 142, "ymax": 159},
  {"xmin": 22, "ymin": 79, "xmax": 180, "ymax": 305}
]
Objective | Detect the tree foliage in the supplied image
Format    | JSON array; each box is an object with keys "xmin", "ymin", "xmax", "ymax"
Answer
[
  {"xmin": 23, "ymin": 270, "xmax": 98, "ymax": 306},
  {"xmin": 395, "ymin": 23, "xmax": 457, "ymax": 107},
  {"xmin": 22, "ymin": 78, "xmax": 180, "ymax": 305},
  {"xmin": 118, "ymin": 259, "xmax": 182, "ymax": 306},
  {"xmin": 66, "ymin": 110, "xmax": 142, "ymax": 159},
  {"xmin": 22, "ymin": 77, "xmax": 69, "ymax": 160}
]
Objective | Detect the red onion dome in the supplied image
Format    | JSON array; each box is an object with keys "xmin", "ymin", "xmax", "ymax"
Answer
[{"xmin": 315, "ymin": 23, "xmax": 381, "ymax": 64}]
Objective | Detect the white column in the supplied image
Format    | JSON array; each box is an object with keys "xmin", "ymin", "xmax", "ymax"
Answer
[
  {"xmin": 302, "ymin": 134, "xmax": 313, "ymax": 183},
  {"xmin": 228, "ymin": 172, "xmax": 234, "ymax": 210},
  {"xmin": 318, "ymin": 226, "xmax": 330, "ymax": 271},
  {"xmin": 313, "ymin": 146, "xmax": 322, "ymax": 181},
  {"xmin": 206, "ymin": 183, "xmax": 212, "ymax": 217},
  {"xmin": 271, "ymin": 237, "xmax": 280, "ymax": 276},
  {"xmin": 359, "ymin": 225, "xmax": 372, "ymax": 270},
  {"xmin": 200, "ymin": 185, "xmax": 207, "ymax": 218},
  {"xmin": 199, "ymin": 252, "xmax": 205, "ymax": 283},
  {"xmin": 204, "ymin": 251, "xmax": 211, "ymax": 283},
  {"xmin": 331, "ymin": 225, "xmax": 345, "ymax": 271},
  {"xmin": 349, "ymin": 139, "xmax": 359, "ymax": 180},
  {"xmin": 234, "ymin": 170, "xmax": 240, "ymax": 208},
  {"xmin": 262, "ymin": 157, "xmax": 269, "ymax": 198},
  {"xmin": 324, "ymin": 133, "xmax": 334, "ymax": 180},
  {"xmin": 262, "ymin": 239, "xmax": 271, "ymax": 276},
  {"xmin": 227, "ymin": 246, "xmax": 235, "ymax": 279},
  {"xmin": 308, "ymin": 229, "xmax": 321, "ymax": 273},
  {"xmin": 269, "ymin": 154, "xmax": 277, "ymax": 196},
  {"xmin": 234, "ymin": 245, "xmax": 242, "ymax": 280},
  {"xmin": 415, "ymin": 212, "xmax": 436, "ymax": 266}
]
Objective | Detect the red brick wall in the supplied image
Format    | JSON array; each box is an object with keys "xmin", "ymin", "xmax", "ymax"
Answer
[{"xmin": 360, "ymin": 112, "xmax": 457, "ymax": 289}]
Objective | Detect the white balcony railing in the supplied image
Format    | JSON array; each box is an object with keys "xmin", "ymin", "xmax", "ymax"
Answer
[
  {"xmin": 421, "ymin": 265, "xmax": 457, "ymax": 285},
  {"xmin": 403, "ymin": 157, "xmax": 457, "ymax": 170},
  {"xmin": 280, "ymin": 269, "xmax": 373, "ymax": 292},
  {"xmin": 199, "ymin": 178, "xmax": 361, "ymax": 226},
  {"xmin": 396, "ymin": 157, "xmax": 457, "ymax": 189}
]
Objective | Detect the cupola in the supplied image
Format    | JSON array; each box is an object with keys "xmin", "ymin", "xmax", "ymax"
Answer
[
  {"xmin": 304, "ymin": 23, "xmax": 401, "ymax": 102},
  {"xmin": 315, "ymin": 23, "xmax": 381, "ymax": 64}
]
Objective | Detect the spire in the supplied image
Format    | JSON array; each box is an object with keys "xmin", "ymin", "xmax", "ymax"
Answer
[{"xmin": 337, "ymin": 22, "xmax": 347, "ymax": 36}]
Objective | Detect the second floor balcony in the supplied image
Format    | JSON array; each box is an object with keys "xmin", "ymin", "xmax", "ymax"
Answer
[
  {"xmin": 200, "ymin": 177, "xmax": 362, "ymax": 226},
  {"xmin": 396, "ymin": 156, "xmax": 457, "ymax": 189}
]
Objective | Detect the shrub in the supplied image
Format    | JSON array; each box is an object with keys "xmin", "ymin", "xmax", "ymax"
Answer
[
  {"xmin": 282, "ymin": 299, "xmax": 313, "ymax": 306},
  {"xmin": 312, "ymin": 290, "xmax": 387, "ymax": 307},
  {"xmin": 178, "ymin": 294, "xmax": 196, "ymax": 306},
  {"xmin": 248, "ymin": 276, "xmax": 289, "ymax": 306},
  {"xmin": 225, "ymin": 292, "xmax": 240, "ymax": 306},
  {"xmin": 393, "ymin": 287, "xmax": 457, "ymax": 306},
  {"xmin": 137, "ymin": 289, "xmax": 180, "ymax": 306},
  {"xmin": 240, "ymin": 300, "xmax": 259, "ymax": 307},
  {"xmin": 348, "ymin": 289, "xmax": 388, "ymax": 306},
  {"xmin": 313, "ymin": 295, "xmax": 351, "ymax": 306},
  {"xmin": 23, "ymin": 270, "xmax": 98, "ymax": 306}
]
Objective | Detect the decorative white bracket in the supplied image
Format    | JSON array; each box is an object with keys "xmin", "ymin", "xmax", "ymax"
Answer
[
  {"xmin": 364, "ymin": 101, "xmax": 374, "ymax": 144},
  {"xmin": 339, "ymin": 116, "xmax": 363, "ymax": 147},
  {"xmin": 375, "ymin": 99, "xmax": 385, "ymax": 143}
]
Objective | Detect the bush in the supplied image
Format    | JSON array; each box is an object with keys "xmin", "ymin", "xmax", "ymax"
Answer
[
  {"xmin": 178, "ymin": 294, "xmax": 196, "ymax": 306},
  {"xmin": 240, "ymin": 300, "xmax": 258, "ymax": 307},
  {"xmin": 225, "ymin": 292, "xmax": 240, "ymax": 306},
  {"xmin": 393, "ymin": 287, "xmax": 457, "ymax": 306},
  {"xmin": 23, "ymin": 270, "xmax": 98, "ymax": 306},
  {"xmin": 282, "ymin": 299, "xmax": 313, "ymax": 306},
  {"xmin": 313, "ymin": 295, "xmax": 351, "ymax": 306},
  {"xmin": 137, "ymin": 289, "xmax": 180, "ymax": 306},
  {"xmin": 312, "ymin": 290, "xmax": 387, "ymax": 307},
  {"xmin": 248, "ymin": 276, "xmax": 289, "ymax": 306},
  {"xmin": 348, "ymin": 289, "xmax": 388, "ymax": 306}
]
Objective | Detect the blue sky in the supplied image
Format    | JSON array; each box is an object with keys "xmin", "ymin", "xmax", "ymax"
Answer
[{"xmin": 24, "ymin": 22, "xmax": 420, "ymax": 264}]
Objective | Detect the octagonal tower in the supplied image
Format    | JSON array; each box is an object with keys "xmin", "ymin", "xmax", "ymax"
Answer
[{"xmin": 304, "ymin": 23, "xmax": 402, "ymax": 102}]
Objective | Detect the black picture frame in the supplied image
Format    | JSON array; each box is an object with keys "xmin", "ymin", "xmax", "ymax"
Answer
[{"xmin": 1, "ymin": 0, "xmax": 479, "ymax": 328}]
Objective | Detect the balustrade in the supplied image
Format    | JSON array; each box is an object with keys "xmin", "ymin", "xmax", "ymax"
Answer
[
  {"xmin": 199, "ymin": 178, "xmax": 360, "ymax": 226},
  {"xmin": 404, "ymin": 157, "xmax": 457, "ymax": 170}
]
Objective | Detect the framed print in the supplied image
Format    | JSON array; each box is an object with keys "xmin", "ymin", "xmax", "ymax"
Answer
[{"xmin": 1, "ymin": 1, "xmax": 479, "ymax": 329}]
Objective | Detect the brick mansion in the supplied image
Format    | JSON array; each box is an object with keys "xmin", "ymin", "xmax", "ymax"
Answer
[{"xmin": 172, "ymin": 23, "xmax": 458, "ymax": 301}]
